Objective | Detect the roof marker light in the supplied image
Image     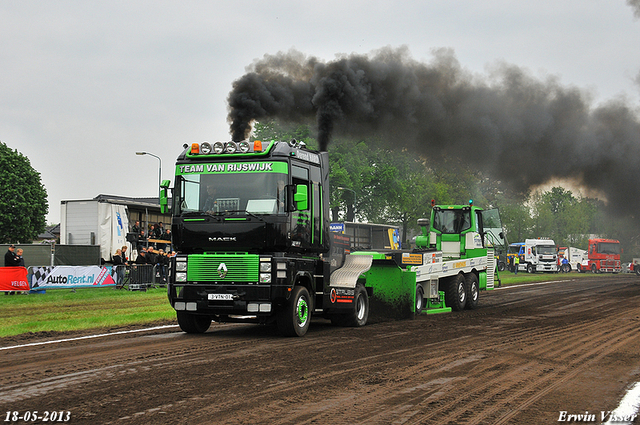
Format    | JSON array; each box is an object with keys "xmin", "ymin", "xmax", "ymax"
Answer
[
  {"xmin": 191, "ymin": 143, "xmax": 200, "ymax": 154},
  {"xmin": 254, "ymin": 140, "xmax": 263, "ymax": 152},
  {"xmin": 213, "ymin": 141, "xmax": 225, "ymax": 154},
  {"xmin": 200, "ymin": 142, "xmax": 212, "ymax": 154}
]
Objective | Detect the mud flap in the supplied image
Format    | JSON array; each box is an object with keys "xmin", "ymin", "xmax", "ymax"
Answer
[{"xmin": 361, "ymin": 260, "xmax": 415, "ymax": 323}]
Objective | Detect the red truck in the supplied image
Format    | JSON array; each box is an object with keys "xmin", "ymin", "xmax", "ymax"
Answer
[{"xmin": 583, "ymin": 238, "xmax": 622, "ymax": 273}]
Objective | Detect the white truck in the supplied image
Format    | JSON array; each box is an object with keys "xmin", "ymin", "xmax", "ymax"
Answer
[
  {"xmin": 557, "ymin": 246, "xmax": 588, "ymax": 272},
  {"xmin": 517, "ymin": 238, "xmax": 558, "ymax": 273}
]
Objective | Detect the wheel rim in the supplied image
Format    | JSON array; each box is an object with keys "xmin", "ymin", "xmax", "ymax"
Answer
[
  {"xmin": 416, "ymin": 289, "xmax": 424, "ymax": 310},
  {"xmin": 296, "ymin": 296, "xmax": 309, "ymax": 327},
  {"xmin": 458, "ymin": 281, "xmax": 466, "ymax": 303},
  {"xmin": 356, "ymin": 295, "xmax": 366, "ymax": 320},
  {"xmin": 471, "ymin": 282, "xmax": 478, "ymax": 302}
]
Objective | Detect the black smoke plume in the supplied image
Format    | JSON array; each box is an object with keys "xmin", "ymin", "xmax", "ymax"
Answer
[{"xmin": 227, "ymin": 47, "xmax": 640, "ymax": 219}]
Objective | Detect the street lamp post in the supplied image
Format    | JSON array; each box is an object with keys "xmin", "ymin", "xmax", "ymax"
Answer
[{"xmin": 135, "ymin": 151, "xmax": 162, "ymax": 200}]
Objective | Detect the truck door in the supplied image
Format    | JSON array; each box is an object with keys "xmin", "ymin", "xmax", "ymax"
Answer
[{"xmin": 290, "ymin": 164, "xmax": 312, "ymax": 250}]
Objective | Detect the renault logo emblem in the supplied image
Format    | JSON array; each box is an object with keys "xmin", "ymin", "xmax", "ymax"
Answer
[{"xmin": 217, "ymin": 263, "xmax": 228, "ymax": 278}]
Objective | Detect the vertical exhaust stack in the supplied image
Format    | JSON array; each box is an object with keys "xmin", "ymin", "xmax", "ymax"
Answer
[{"xmin": 227, "ymin": 47, "xmax": 640, "ymax": 221}]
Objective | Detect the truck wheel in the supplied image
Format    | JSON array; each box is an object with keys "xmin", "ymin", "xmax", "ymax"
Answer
[
  {"xmin": 636, "ymin": 265, "xmax": 640, "ymax": 276},
  {"xmin": 415, "ymin": 285, "xmax": 425, "ymax": 314},
  {"xmin": 176, "ymin": 312, "xmax": 211, "ymax": 334},
  {"xmin": 277, "ymin": 286, "xmax": 311, "ymax": 337},
  {"xmin": 527, "ymin": 263, "xmax": 534, "ymax": 274},
  {"xmin": 464, "ymin": 273, "xmax": 479, "ymax": 310},
  {"xmin": 345, "ymin": 284, "xmax": 369, "ymax": 327},
  {"xmin": 498, "ymin": 262, "xmax": 505, "ymax": 272},
  {"xmin": 591, "ymin": 264, "xmax": 598, "ymax": 274},
  {"xmin": 445, "ymin": 274, "xmax": 467, "ymax": 311}
]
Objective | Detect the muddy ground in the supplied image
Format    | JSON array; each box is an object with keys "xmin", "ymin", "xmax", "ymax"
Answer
[{"xmin": 1, "ymin": 274, "xmax": 640, "ymax": 425}]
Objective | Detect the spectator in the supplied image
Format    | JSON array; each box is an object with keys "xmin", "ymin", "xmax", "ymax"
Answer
[
  {"xmin": 131, "ymin": 220, "xmax": 141, "ymax": 236},
  {"xmin": 4, "ymin": 244, "xmax": 19, "ymax": 267},
  {"xmin": 135, "ymin": 250, "xmax": 147, "ymax": 264},
  {"xmin": 121, "ymin": 246, "xmax": 129, "ymax": 265},
  {"xmin": 112, "ymin": 249, "xmax": 125, "ymax": 287},
  {"xmin": 157, "ymin": 249, "xmax": 168, "ymax": 283},
  {"xmin": 146, "ymin": 247, "xmax": 158, "ymax": 265},
  {"xmin": 15, "ymin": 248, "xmax": 25, "ymax": 266},
  {"xmin": 137, "ymin": 229, "xmax": 147, "ymax": 252},
  {"xmin": 159, "ymin": 228, "xmax": 171, "ymax": 251}
]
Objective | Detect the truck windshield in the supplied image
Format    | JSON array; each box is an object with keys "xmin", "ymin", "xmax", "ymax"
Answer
[
  {"xmin": 508, "ymin": 244, "xmax": 522, "ymax": 254},
  {"xmin": 537, "ymin": 245, "xmax": 556, "ymax": 255},
  {"xmin": 597, "ymin": 242, "xmax": 621, "ymax": 255},
  {"xmin": 432, "ymin": 209, "xmax": 471, "ymax": 234},
  {"xmin": 175, "ymin": 170, "xmax": 288, "ymax": 216}
]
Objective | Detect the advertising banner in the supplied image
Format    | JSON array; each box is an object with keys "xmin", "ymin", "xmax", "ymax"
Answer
[
  {"xmin": 31, "ymin": 266, "xmax": 115, "ymax": 289},
  {"xmin": 0, "ymin": 267, "xmax": 29, "ymax": 291}
]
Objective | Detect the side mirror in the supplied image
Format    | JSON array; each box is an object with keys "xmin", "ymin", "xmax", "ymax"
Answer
[
  {"xmin": 160, "ymin": 179, "xmax": 171, "ymax": 214},
  {"xmin": 294, "ymin": 184, "xmax": 308, "ymax": 211}
]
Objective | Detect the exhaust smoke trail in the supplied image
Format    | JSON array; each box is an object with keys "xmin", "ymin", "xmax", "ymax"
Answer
[{"xmin": 227, "ymin": 47, "xmax": 640, "ymax": 219}]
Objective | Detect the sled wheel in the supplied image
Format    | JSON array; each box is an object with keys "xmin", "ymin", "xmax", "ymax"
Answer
[
  {"xmin": 445, "ymin": 274, "xmax": 467, "ymax": 311},
  {"xmin": 464, "ymin": 273, "xmax": 479, "ymax": 310},
  {"xmin": 345, "ymin": 284, "xmax": 369, "ymax": 327},
  {"xmin": 415, "ymin": 285, "xmax": 425, "ymax": 314}
]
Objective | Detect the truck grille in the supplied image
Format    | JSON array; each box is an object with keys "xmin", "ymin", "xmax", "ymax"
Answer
[{"xmin": 187, "ymin": 254, "xmax": 259, "ymax": 282}]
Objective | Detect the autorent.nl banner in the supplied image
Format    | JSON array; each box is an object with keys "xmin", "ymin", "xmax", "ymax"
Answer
[
  {"xmin": 31, "ymin": 266, "xmax": 115, "ymax": 289},
  {"xmin": 0, "ymin": 267, "xmax": 29, "ymax": 291}
]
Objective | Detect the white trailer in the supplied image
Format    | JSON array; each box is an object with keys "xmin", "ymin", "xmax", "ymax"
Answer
[{"xmin": 60, "ymin": 199, "xmax": 130, "ymax": 262}]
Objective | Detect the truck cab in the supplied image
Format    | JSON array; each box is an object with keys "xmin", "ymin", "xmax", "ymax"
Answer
[
  {"xmin": 585, "ymin": 238, "xmax": 621, "ymax": 273},
  {"xmin": 519, "ymin": 238, "xmax": 558, "ymax": 273},
  {"xmin": 166, "ymin": 140, "xmax": 333, "ymax": 336}
]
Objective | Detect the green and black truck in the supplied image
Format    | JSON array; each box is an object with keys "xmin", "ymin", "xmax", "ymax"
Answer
[{"xmin": 162, "ymin": 140, "xmax": 498, "ymax": 337}]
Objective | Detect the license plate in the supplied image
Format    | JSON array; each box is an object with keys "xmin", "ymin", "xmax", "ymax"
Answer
[{"xmin": 208, "ymin": 293, "xmax": 233, "ymax": 301}]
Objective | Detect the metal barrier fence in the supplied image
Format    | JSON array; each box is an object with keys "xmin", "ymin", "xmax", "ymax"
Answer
[{"xmin": 113, "ymin": 264, "xmax": 168, "ymax": 291}]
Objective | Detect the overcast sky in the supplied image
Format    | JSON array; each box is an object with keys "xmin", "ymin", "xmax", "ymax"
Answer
[{"xmin": 2, "ymin": 0, "xmax": 640, "ymax": 224}]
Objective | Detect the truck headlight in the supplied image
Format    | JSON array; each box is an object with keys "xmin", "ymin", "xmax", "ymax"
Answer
[
  {"xmin": 176, "ymin": 261, "xmax": 187, "ymax": 272},
  {"xmin": 259, "ymin": 273, "xmax": 271, "ymax": 283},
  {"xmin": 176, "ymin": 272, "xmax": 187, "ymax": 282},
  {"xmin": 260, "ymin": 262, "xmax": 272, "ymax": 273}
]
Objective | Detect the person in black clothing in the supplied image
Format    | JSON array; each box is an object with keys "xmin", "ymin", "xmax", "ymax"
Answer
[
  {"xmin": 4, "ymin": 245, "xmax": 19, "ymax": 267},
  {"xmin": 112, "ymin": 248, "xmax": 125, "ymax": 287},
  {"xmin": 135, "ymin": 250, "xmax": 147, "ymax": 264},
  {"xmin": 4, "ymin": 245, "xmax": 20, "ymax": 295}
]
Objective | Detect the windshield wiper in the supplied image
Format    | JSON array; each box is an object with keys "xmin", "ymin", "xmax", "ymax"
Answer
[{"xmin": 215, "ymin": 209, "xmax": 265, "ymax": 222}]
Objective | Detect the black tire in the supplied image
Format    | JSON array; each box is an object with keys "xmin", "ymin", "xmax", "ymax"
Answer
[
  {"xmin": 344, "ymin": 284, "xmax": 369, "ymax": 327},
  {"xmin": 527, "ymin": 263, "xmax": 534, "ymax": 274},
  {"xmin": 591, "ymin": 264, "xmax": 598, "ymax": 274},
  {"xmin": 464, "ymin": 273, "xmax": 479, "ymax": 310},
  {"xmin": 415, "ymin": 285, "xmax": 425, "ymax": 314},
  {"xmin": 444, "ymin": 274, "xmax": 467, "ymax": 311},
  {"xmin": 176, "ymin": 312, "xmax": 211, "ymax": 334},
  {"xmin": 277, "ymin": 286, "xmax": 311, "ymax": 337},
  {"xmin": 498, "ymin": 262, "xmax": 506, "ymax": 272},
  {"xmin": 635, "ymin": 265, "xmax": 640, "ymax": 276}
]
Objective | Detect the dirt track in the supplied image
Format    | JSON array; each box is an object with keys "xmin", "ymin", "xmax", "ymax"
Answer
[{"xmin": 1, "ymin": 274, "xmax": 640, "ymax": 425}]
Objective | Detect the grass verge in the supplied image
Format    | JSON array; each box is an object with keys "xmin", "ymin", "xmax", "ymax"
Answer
[
  {"xmin": 1, "ymin": 272, "xmax": 630, "ymax": 338},
  {"xmin": 0, "ymin": 287, "xmax": 175, "ymax": 338}
]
